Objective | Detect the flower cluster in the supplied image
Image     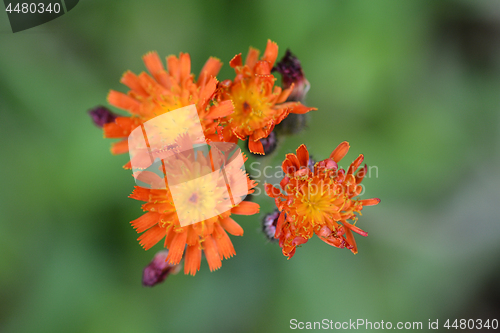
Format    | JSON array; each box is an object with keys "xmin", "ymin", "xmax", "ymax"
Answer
[{"xmin": 91, "ymin": 39, "xmax": 379, "ymax": 285}]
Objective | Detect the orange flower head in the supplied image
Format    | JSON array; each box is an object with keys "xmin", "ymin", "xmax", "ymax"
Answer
[
  {"xmin": 219, "ymin": 40, "xmax": 316, "ymax": 155},
  {"xmin": 129, "ymin": 143, "xmax": 259, "ymax": 276},
  {"xmin": 102, "ymin": 52, "xmax": 234, "ymax": 162},
  {"xmin": 265, "ymin": 142, "xmax": 380, "ymax": 259}
]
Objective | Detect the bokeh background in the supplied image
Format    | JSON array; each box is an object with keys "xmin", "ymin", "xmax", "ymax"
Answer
[{"xmin": 1, "ymin": 0, "xmax": 500, "ymax": 332}]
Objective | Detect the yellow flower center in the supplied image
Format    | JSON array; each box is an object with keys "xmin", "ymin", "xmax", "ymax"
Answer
[
  {"xmin": 228, "ymin": 83, "xmax": 273, "ymax": 134},
  {"xmin": 172, "ymin": 172, "xmax": 221, "ymax": 224},
  {"xmin": 295, "ymin": 181, "xmax": 338, "ymax": 225}
]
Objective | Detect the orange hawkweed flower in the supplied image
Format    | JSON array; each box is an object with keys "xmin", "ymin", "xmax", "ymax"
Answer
[
  {"xmin": 129, "ymin": 147, "xmax": 259, "ymax": 276},
  {"xmin": 218, "ymin": 40, "xmax": 316, "ymax": 155},
  {"xmin": 103, "ymin": 52, "xmax": 234, "ymax": 161},
  {"xmin": 265, "ymin": 142, "xmax": 380, "ymax": 259}
]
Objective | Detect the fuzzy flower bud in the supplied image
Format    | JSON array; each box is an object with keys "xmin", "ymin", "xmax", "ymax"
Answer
[
  {"xmin": 273, "ymin": 49, "xmax": 310, "ymax": 103},
  {"xmin": 88, "ymin": 106, "xmax": 119, "ymax": 128},
  {"xmin": 142, "ymin": 250, "xmax": 181, "ymax": 287},
  {"xmin": 262, "ymin": 209, "xmax": 280, "ymax": 242}
]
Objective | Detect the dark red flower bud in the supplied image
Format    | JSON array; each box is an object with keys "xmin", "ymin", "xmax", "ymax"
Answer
[
  {"xmin": 272, "ymin": 49, "xmax": 310, "ymax": 102},
  {"xmin": 142, "ymin": 250, "xmax": 181, "ymax": 287},
  {"xmin": 88, "ymin": 106, "xmax": 119, "ymax": 128},
  {"xmin": 272, "ymin": 50, "xmax": 311, "ymax": 135},
  {"xmin": 262, "ymin": 209, "xmax": 280, "ymax": 242}
]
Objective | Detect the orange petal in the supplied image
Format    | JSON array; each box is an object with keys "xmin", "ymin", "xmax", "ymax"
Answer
[
  {"xmin": 231, "ymin": 201, "xmax": 260, "ymax": 215},
  {"xmin": 110, "ymin": 139, "xmax": 129, "ymax": 155},
  {"xmin": 143, "ymin": 52, "xmax": 164, "ymax": 75},
  {"xmin": 184, "ymin": 244, "xmax": 201, "ymax": 276},
  {"xmin": 205, "ymin": 100, "xmax": 234, "ymax": 119},
  {"xmin": 115, "ymin": 117, "xmax": 139, "ymax": 131},
  {"xmin": 129, "ymin": 186, "xmax": 150, "ymax": 202},
  {"xmin": 203, "ymin": 235, "xmax": 222, "ymax": 271},
  {"xmin": 138, "ymin": 224, "xmax": 165, "ymax": 250},
  {"xmin": 220, "ymin": 217, "xmax": 244, "ymax": 236},
  {"xmin": 103, "ymin": 122, "xmax": 127, "ymax": 138},
  {"xmin": 121, "ymin": 71, "xmax": 148, "ymax": 97},
  {"xmin": 280, "ymin": 175, "xmax": 289, "ymax": 189},
  {"xmin": 186, "ymin": 227, "xmax": 199, "ymax": 246},
  {"xmin": 229, "ymin": 53, "xmax": 242, "ymax": 68},
  {"xmin": 285, "ymin": 246, "xmax": 296, "ymax": 259},
  {"xmin": 252, "ymin": 128, "xmax": 268, "ymax": 141},
  {"xmin": 360, "ymin": 198, "xmax": 381, "ymax": 206},
  {"xmin": 262, "ymin": 39, "xmax": 279, "ymax": 67},
  {"xmin": 166, "ymin": 231, "xmax": 187, "ymax": 265},
  {"xmin": 336, "ymin": 169, "xmax": 346, "ymax": 183},
  {"xmin": 343, "ymin": 220, "xmax": 368, "ymax": 237},
  {"xmin": 232, "ymin": 126, "xmax": 247, "ymax": 140},
  {"xmin": 198, "ymin": 76, "xmax": 217, "ymax": 106},
  {"xmin": 280, "ymin": 101, "xmax": 316, "ymax": 114},
  {"xmin": 142, "ymin": 51, "xmax": 168, "ymax": 87},
  {"xmin": 296, "ymin": 144, "xmax": 309, "ymax": 168},
  {"xmin": 136, "ymin": 58, "xmax": 171, "ymax": 90},
  {"xmin": 137, "ymin": 72, "xmax": 168, "ymax": 98},
  {"xmin": 164, "ymin": 226, "xmax": 176, "ymax": 248},
  {"xmin": 330, "ymin": 141, "xmax": 350, "ymax": 162},
  {"xmin": 292, "ymin": 236, "xmax": 308, "ymax": 246},
  {"xmin": 245, "ymin": 47, "xmax": 260, "ymax": 69},
  {"xmin": 103, "ymin": 116, "xmax": 139, "ymax": 139},
  {"xmin": 282, "ymin": 153, "xmax": 300, "ymax": 174},
  {"xmin": 123, "ymin": 161, "xmax": 132, "ymax": 170},
  {"xmin": 248, "ymin": 139, "xmax": 265, "ymax": 155},
  {"xmin": 344, "ymin": 228, "xmax": 358, "ymax": 254},
  {"xmin": 274, "ymin": 212, "xmax": 285, "ymax": 238},
  {"xmin": 130, "ymin": 212, "xmax": 160, "ymax": 233},
  {"xmin": 317, "ymin": 234, "xmax": 343, "ymax": 248},
  {"xmin": 214, "ymin": 223, "xmax": 236, "ymax": 260},
  {"xmin": 179, "ymin": 52, "xmax": 191, "ymax": 82},
  {"xmin": 254, "ymin": 60, "xmax": 272, "ymax": 75},
  {"xmin": 107, "ymin": 90, "xmax": 140, "ymax": 114},
  {"xmin": 316, "ymin": 225, "xmax": 333, "ymax": 238},
  {"xmin": 355, "ymin": 165, "xmax": 367, "ymax": 184},
  {"xmin": 265, "ymin": 183, "xmax": 281, "ymax": 198},
  {"xmin": 348, "ymin": 154, "xmax": 364, "ymax": 175},
  {"xmin": 274, "ymin": 108, "xmax": 290, "ymax": 125},
  {"xmin": 166, "ymin": 55, "xmax": 180, "ymax": 81},
  {"xmin": 198, "ymin": 57, "xmax": 222, "ymax": 84},
  {"xmin": 275, "ymin": 85, "xmax": 293, "ymax": 104}
]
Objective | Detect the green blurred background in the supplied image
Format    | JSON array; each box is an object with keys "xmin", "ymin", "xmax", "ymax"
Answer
[{"xmin": 1, "ymin": 0, "xmax": 500, "ymax": 332}]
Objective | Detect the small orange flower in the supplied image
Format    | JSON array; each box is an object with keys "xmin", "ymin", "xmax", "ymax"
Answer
[
  {"xmin": 103, "ymin": 52, "xmax": 234, "ymax": 162},
  {"xmin": 218, "ymin": 40, "xmax": 316, "ymax": 155},
  {"xmin": 265, "ymin": 142, "xmax": 380, "ymax": 259},
  {"xmin": 129, "ymin": 148, "xmax": 259, "ymax": 276}
]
